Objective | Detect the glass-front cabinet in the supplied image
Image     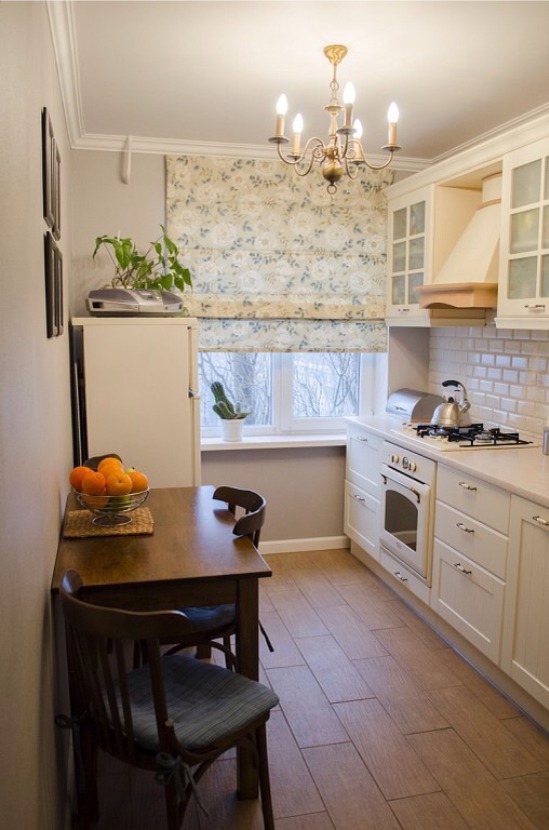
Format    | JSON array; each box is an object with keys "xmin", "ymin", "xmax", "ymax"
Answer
[
  {"xmin": 386, "ymin": 187, "xmax": 432, "ymax": 325},
  {"xmin": 497, "ymin": 138, "xmax": 549, "ymax": 327}
]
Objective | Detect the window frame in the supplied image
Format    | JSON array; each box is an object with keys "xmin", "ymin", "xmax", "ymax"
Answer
[{"xmin": 199, "ymin": 351, "xmax": 386, "ymax": 438}]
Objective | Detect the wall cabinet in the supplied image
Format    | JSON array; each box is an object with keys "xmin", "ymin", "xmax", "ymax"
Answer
[
  {"xmin": 344, "ymin": 424, "xmax": 382, "ymax": 562},
  {"xmin": 496, "ymin": 137, "xmax": 549, "ymax": 328},
  {"xmin": 501, "ymin": 495, "xmax": 549, "ymax": 710},
  {"xmin": 386, "ymin": 183, "xmax": 486, "ymax": 327}
]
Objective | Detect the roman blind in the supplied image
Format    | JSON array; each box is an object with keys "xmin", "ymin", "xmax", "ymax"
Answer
[{"xmin": 165, "ymin": 154, "xmax": 392, "ymax": 351}]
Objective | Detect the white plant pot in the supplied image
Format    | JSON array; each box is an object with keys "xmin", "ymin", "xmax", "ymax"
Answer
[{"xmin": 221, "ymin": 419, "xmax": 244, "ymax": 442}]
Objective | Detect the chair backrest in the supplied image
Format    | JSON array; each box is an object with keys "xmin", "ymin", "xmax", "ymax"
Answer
[
  {"xmin": 59, "ymin": 569, "xmax": 193, "ymax": 764},
  {"xmin": 212, "ymin": 486, "xmax": 266, "ymax": 547}
]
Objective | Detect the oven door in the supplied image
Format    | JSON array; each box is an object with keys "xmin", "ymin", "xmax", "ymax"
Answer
[{"xmin": 379, "ymin": 463, "xmax": 432, "ymax": 580}]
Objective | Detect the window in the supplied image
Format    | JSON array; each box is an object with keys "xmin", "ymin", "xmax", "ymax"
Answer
[{"xmin": 199, "ymin": 351, "xmax": 386, "ymax": 436}]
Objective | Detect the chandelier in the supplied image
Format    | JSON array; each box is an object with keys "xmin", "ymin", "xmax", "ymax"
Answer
[{"xmin": 269, "ymin": 44, "xmax": 401, "ymax": 194}]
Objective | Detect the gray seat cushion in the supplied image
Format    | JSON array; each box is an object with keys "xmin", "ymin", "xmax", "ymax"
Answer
[
  {"xmin": 122, "ymin": 655, "xmax": 278, "ymax": 753},
  {"xmin": 180, "ymin": 603, "xmax": 235, "ymax": 632}
]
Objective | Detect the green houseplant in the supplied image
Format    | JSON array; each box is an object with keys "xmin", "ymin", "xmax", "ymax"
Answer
[
  {"xmin": 211, "ymin": 382, "xmax": 250, "ymax": 442},
  {"xmin": 93, "ymin": 224, "xmax": 192, "ymax": 293}
]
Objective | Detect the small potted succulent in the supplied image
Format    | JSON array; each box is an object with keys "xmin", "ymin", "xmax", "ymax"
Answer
[{"xmin": 211, "ymin": 381, "xmax": 250, "ymax": 442}]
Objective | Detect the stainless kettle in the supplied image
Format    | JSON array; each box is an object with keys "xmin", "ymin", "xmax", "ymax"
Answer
[{"xmin": 430, "ymin": 380, "xmax": 471, "ymax": 427}]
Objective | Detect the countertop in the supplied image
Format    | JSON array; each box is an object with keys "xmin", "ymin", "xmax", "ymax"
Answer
[{"xmin": 347, "ymin": 415, "xmax": 549, "ymax": 510}]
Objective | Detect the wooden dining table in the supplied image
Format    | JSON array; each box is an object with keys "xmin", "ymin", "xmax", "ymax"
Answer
[{"xmin": 51, "ymin": 484, "xmax": 272, "ymax": 822}]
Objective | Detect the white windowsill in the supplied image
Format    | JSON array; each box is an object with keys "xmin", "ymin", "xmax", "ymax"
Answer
[{"xmin": 201, "ymin": 433, "xmax": 347, "ymax": 451}]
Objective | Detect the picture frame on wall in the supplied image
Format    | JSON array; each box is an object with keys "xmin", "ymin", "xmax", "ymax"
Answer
[
  {"xmin": 54, "ymin": 242, "xmax": 64, "ymax": 335},
  {"xmin": 44, "ymin": 232, "xmax": 56, "ymax": 337},
  {"xmin": 41, "ymin": 107, "xmax": 61, "ymax": 239},
  {"xmin": 44, "ymin": 232, "xmax": 63, "ymax": 338}
]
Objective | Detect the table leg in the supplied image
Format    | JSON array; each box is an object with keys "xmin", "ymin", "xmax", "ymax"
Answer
[{"xmin": 235, "ymin": 577, "xmax": 259, "ymax": 799}]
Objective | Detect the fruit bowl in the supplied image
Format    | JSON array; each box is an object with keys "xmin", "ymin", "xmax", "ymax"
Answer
[{"xmin": 74, "ymin": 489, "xmax": 149, "ymax": 526}]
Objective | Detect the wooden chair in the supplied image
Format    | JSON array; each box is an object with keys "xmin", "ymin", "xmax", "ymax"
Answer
[
  {"xmin": 58, "ymin": 568, "xmax": 279, "ymax": 830},
  {"xmin": 165, "ymin": 486, "xmax": 273, "ymax": 667}
]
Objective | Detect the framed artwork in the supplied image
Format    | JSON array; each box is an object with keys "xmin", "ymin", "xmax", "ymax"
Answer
[
  {"xmin": 44, "ymin": 232, "xmax": 63, "ymax": 338},
  {"xmin": 54, "ymin": 242, "xmax": 64, "ymax": 335},
  {"xmin": 41, "ymin": 107, "xmax": 61, "ymax": 239}
]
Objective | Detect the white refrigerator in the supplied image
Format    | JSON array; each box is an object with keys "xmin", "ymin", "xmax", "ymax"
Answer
[{"xmin": 71, "ymin": 317, "xmax": 201, "ymax": 487}]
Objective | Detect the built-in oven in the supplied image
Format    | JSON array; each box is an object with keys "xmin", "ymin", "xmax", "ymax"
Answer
[{"xmin": 379, "ymin": 441, "xmax": 437, "ymax": 585}]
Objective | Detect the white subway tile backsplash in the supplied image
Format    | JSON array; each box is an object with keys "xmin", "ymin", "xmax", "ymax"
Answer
[{"xmin": 429, "ymin": 327, "xmax": 549, "ymax": 437}]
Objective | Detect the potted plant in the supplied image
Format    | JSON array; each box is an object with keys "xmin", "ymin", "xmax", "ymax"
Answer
[
  {"xmin": 91, "ymin": 224, "xmax": 192, "ymax": 310},
  {"xmin": 211, "ymin": 381, "xmax": 250, "ymax": 442}
]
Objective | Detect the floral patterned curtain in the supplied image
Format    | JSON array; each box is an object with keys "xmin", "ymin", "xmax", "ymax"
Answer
[{"xmin": 165, "ymin": 154, "xmax": 392, "ymax": 351}]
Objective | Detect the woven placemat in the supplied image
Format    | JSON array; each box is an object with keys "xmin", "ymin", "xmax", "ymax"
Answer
[{"xmin": 63, "ymin": 507, "xmax": 154, "ymax": 538}]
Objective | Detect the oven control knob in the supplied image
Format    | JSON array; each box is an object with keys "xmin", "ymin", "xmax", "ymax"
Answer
[
  {"xmin": 409, "ymin": 461, "xmax": 417, "ymax": 472},
  {"xmin": 390, "ymin": 453, "xmax": 400, "ymax": 464},
  {"xmin": 402, "ymin": 457, "xmax": 409, "ymax": 469}
]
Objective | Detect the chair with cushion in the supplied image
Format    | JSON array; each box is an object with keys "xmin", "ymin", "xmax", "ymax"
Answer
[
  {"xmin": 165, "ymin": 485, "xmax": 273, "ymax": 667},
  {"xmin": 58, "ymin": 568, "xmax": 279, "ymax": 830}
]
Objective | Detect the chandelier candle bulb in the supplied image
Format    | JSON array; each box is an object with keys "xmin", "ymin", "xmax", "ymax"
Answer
[
  {"xmin": 275, "ymin": 94, "xmax": 288, "ymax": 137},
  {"xmin": 343, "ymin": 82, "xmax": 355, "ymax": 130},
  {"xmin": 292, "ymin": 113, "xmax": 303, "ymax": 156},
  {"xmin": 387, "ymin": 102, "xmax": 399, "ymax": 146}
]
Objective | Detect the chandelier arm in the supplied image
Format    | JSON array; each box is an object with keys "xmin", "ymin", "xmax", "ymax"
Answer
[
  {"xmin": 360, "ymin": 149, "xmax": 395, "ymax": 171},
  {"xmin": 342, "ymin": 156, "xmax": 359, "ymax": 181},
  {"xmin": 275, "ymin": 137, "xmax": 327, "ymax": 175}
]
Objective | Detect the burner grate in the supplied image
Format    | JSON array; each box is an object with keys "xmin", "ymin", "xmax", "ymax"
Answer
[{"xmin": 414, "ymin": 423, "xmax": 531, "ymax": 447}]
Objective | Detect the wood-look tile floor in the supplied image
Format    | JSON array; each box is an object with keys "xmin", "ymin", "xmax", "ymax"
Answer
[{"xmin": 91, "ymin": 549, "xmax": 549, "ymax": 830}]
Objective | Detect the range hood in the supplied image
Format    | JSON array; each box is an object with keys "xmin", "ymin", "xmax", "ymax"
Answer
[{"xmin": 416, "ymin": 173, "xmax": 501, "ymax": 309}]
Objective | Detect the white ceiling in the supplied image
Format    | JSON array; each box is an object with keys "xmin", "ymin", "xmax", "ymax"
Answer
[{"xmin": 50, "ymin": 0, "xmax": 549, "ymax": 168}]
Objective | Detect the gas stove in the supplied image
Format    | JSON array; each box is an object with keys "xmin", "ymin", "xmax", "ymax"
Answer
[{"xmin": 392, "ymin": 422, "xmax": 537, "ymax": 452}]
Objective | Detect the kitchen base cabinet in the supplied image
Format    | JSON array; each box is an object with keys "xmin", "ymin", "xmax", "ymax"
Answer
[
  {"xmin": 344, "ymin": 482, "xmax": 380, "ymax": 562},
  {"xmin": 431, "ymin": 466, "xmax": 509, "ymax": 663},
  {"xmin": 501, "ymin": 495, "xmax": 549, "ymax": 711},
  {"xmin": 432, "ymin": 539, "xmax": 505, "ymax": 663},
  {"xmin": 344, "ymin": 424, "xmax": 383, "ymax": 562}
]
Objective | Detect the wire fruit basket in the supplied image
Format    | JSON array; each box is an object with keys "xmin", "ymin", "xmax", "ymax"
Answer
[{"xmin": 75, "ymin": 489, "xmax": 149, "ymax": 526}]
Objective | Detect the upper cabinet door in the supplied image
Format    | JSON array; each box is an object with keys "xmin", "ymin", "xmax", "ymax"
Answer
[
  {"xmin": 497, "ymin": 138, "xmax": 549, "ymax": 328},
  {"xmin": 386, "ymin": 186, "xmax": 432, "ymax": 326}
]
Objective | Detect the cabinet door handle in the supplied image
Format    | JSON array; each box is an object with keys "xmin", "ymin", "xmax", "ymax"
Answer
[
  {"xmin": 456, "ymin": 522, "xmax": 474, "ymax": 534},
  {"xmin": 393, "ymin": 571, "xmax": 408, "ymax": 582},
  {"xmin": 454, "ymin": 562, "xmax": 472, "ymax": 575},
  {"xmin": 532, "ymin": 515, "xmax": 549, "ymax": 527},
  {"xmin": 357, "ymin": 436, "xmax": 369, "ymax": 443},
  {"xmin": 524, "ymin": 304, "xmax": 546, "ymax": 311},
  {"xmin": 353, "ymin": 495, "xmax": 366, "ymax": 504},
  {"xmin": 398, "ymin": 307, "xmax": 410, "ymax": 313},
  {"xmin": 458, "ymin": 481, "xmax": 477, "ymax": 491}
]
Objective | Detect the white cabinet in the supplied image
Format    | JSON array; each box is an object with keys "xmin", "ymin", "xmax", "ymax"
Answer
[
  {"xmin": 501, "ymin": 495, "xmax": 549, "ymax": 710},
  {"xmin": 386, "ymin": 187, "xmax": 432, "ymax": 326},
  {"xmin": 496, "ymin": 137, "xmax": 549, "ymax": 328},
  {"xmin": 431, "ymin": 465, "xmax": 509, "ymax": 662},
  {"xmin": 73, "ymin": 317, "xmax": 201, "ymax": 489},
  {"xmin": 386, "ymin": 182, "xmax": 485, "ymax": 327},
  {"xmin": 344, "ymin": 425, "xmax": 382, "ymax": 562}
]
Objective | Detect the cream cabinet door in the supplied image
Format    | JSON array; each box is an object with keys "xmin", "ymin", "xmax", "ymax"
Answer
[
  {"xmin": 501, "ymin": 495, "xmax": 549, "ymax": 709},
  {"xmin": 497, "ymin": 137, "xmax": 549, "ymax": 328}
]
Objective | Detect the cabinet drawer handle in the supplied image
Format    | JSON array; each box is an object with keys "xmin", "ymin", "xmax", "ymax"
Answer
[
  {"xmin": 393, "ymin": 571, "xmax": 408, "ymax": 582},
  {"xmin": 532, "ymin": 515, "xmax": 549, "ymax": 526},
  {"xmin": 353, "ymin": 495, "xmax": 366, "ymax": 503},
  {"xmin": 524, "ymin": 304, "xmax": 546, "ymax": 311},
  {"xmin": 398, "ymin": 307, "xmax": 410, "ymax": 313},
  {"xmin": 458, "ymin": 481, "xmax": 477, "ymax": 491},
  {"xmin": 454, "ymin": 562, "xmax": 472, "ymax": 575},
  {"xmin": 456, "ymin": 522, "xmax": 474, "ymax": 534},
  {"xmin": 357, "ymin": 436, "xmax": 369, "ymax": 443}
]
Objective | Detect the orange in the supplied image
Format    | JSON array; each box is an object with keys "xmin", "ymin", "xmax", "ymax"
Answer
[
  {"xmin": 105, "ymin": 470, "xmax": 133, "ymax": 496},
  {"xmin": 81, "ymin": 471, "xmax": 107, "ymax": 496},
  {"xmin": 81, "ymin": 493, "xmax": 109, "ymax": 509},
  {"xmin": 126, "ymin": 468, "xmax": 148, "ymax": 493},
  {"xmin": 97, "ymin": 456, "xmax": 124, "ymax": 475},
  {"xmin": 69, "ymin": 465, "xmax": 91, "ymax": 492}
]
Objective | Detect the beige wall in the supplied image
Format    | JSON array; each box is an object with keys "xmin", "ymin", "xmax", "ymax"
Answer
[
  {"xmin": 202, "ymin": 446, "xmax": 346, "ymax": 544},
  {"xmin": 0, "ymin": 3, "xmax": 73, "ymax": 827}
]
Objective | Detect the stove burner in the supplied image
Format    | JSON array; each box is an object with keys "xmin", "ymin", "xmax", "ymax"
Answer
[{"xmin": 413, "ymin": 423, "xmax": 532, "ymax": 447}]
